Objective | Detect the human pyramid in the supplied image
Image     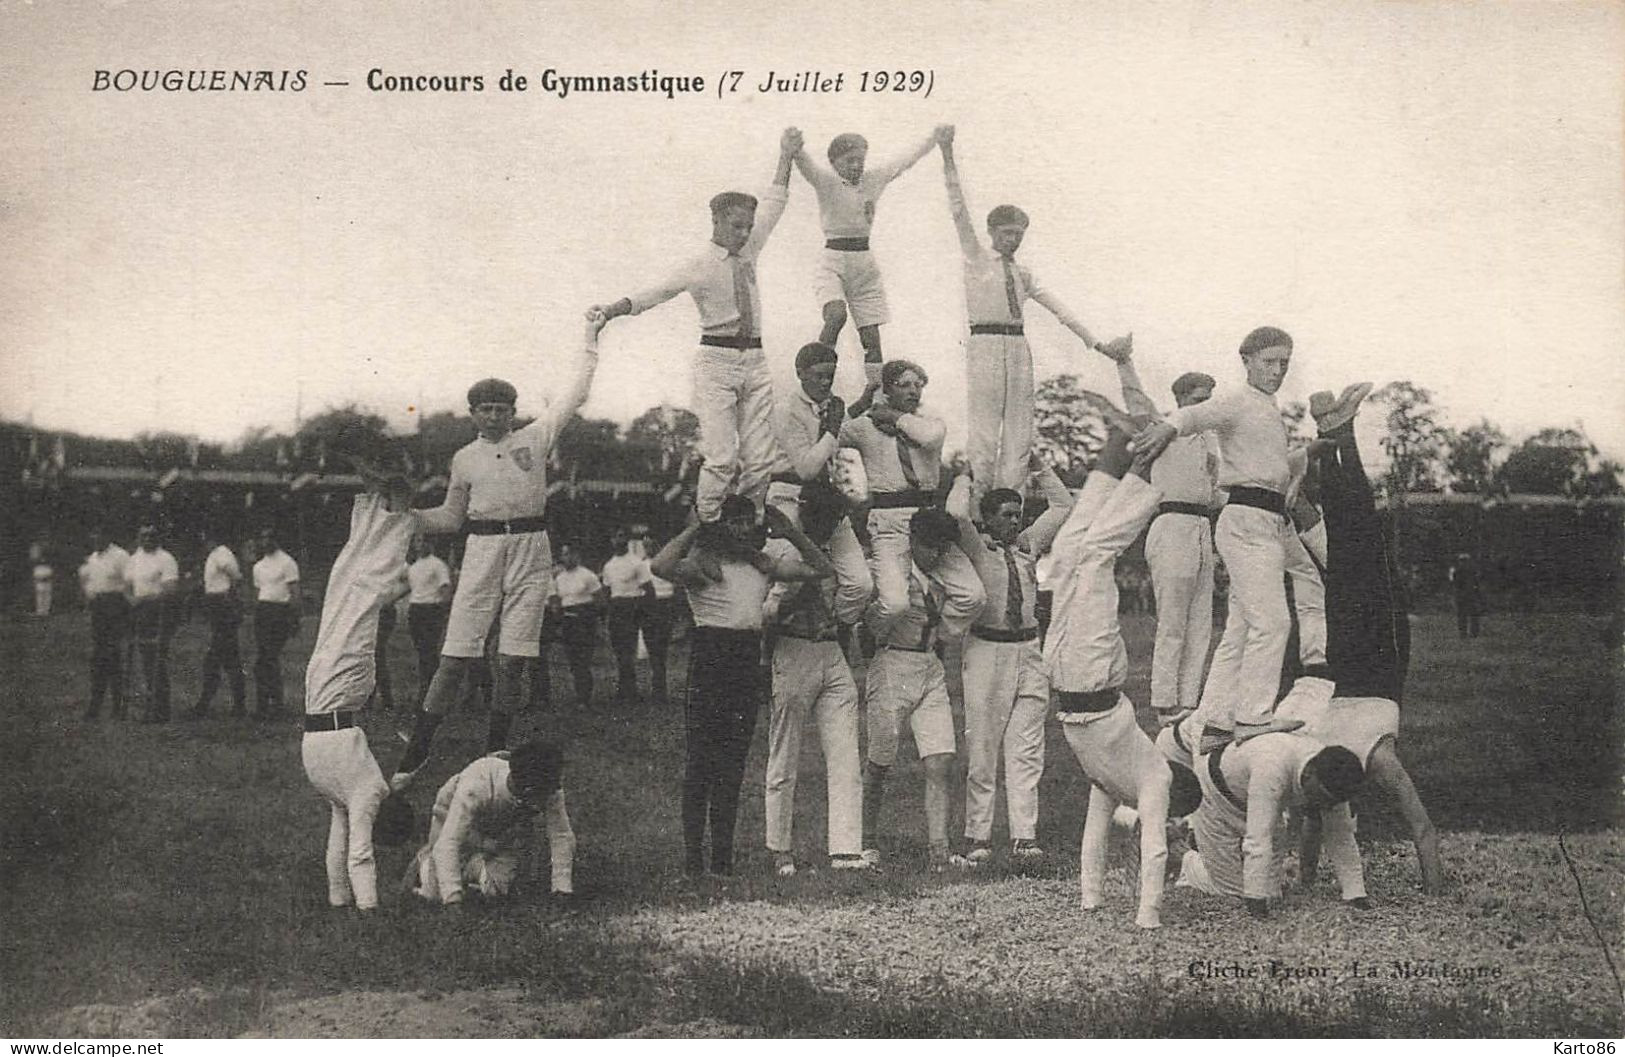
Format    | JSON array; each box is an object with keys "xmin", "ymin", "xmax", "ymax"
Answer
[{"xmin": 298, "ymin": 123, "xmax": 1444, "ymax": 927}]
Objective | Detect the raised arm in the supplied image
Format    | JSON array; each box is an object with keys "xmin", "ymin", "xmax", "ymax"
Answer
[
  {"xmin": 938, "ymin": 127, "xmax": 982, "ymax": 259},
  {"xmin": 1025, "ymin": 269, "xmax": 1101, "ymax": 350},
  {"xmin": 649, "ymin": 518, "xmax": 714, "ymax": 588},
  {"xmin": 1112, "ymin": 349, "xmax": 1163, "ymax": 419},
  {"xmin": 777, "ymin": 393, "xmax": 843, "ymax": 482},
  {"xmin": 792, "ymin": 141, "xmax": 839, "ymax": 193},
  {"xmin": 761, "ymin": 506, "xmax": 836, "ymax": 582},
  {"xmin": 869, "ymin": 127, "xmax": 939, "ymax": 186},
  {"xmin": 544, "ymin": 315, "xmax": 605, "ymax": 430},
  {"xmin": 742, "ymin": 129, "xmax": 800, "ymax": 257},
  {"xmin": 1017, "ymin": 456, "xmax": 1076, "ymax": 557},
  {"xmin": 945, "ymin": 474, "xmax": 991, "ymax": 560}
]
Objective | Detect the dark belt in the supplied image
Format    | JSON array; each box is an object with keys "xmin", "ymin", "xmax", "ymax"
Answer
[
  {"xmin": 770, "ymin": 471, "xmax": 804, "ymax": 486},
  {"xmin": 466, "ymin": 516, "xmax": 548, "ymax": 535},
  {"xmin": 881, "ymin": 641, "xmax": 935, "ymax": 654},
  {"xmin": 304, "ymin": 710, "xmax": 358, "ymax": 733},
  {"xmin": 1208, "ymin": 744, "xmax": 1245, "ymax": 812},
  {"xmin": 691, "ymin": 625, "xmax": 764, "ymax": 643},
  {"xmin": 826, "ymin": 237, "xmax": 870, "ymax": 251},
  {"xmin": 870, "ymin": 489, "xmax": 933, "ymax": 510},
  {"xmin": 1226, "ymin": 486, "xmax": 1285, "ymax": 516},
  {"xmin": 700, "ymin": 334, "xmax": 763, "ymax": 350},
  {"xmin": 775, "ymin": 629, "xmax": 841, "ymax": 644},
  {"xmin": 1157, "ymin": 501, "xmax": 1213, "ymax": 520},
  {"xmin": 970, "ymin": 323, "xmax": 1025, "ymax": 336},
  {"xmin": 1167, "ymin": 721, "xmax": 1190, "ymax": 758},
  {"xmin": 1055, "ymin": 687, "xmax": 1119, "ymax": 714},
  {"xmin": 970, "ymin": 625, "xmax": 1039, "ymax": 643}
]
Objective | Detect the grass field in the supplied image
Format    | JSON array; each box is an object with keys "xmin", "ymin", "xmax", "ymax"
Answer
[{"xmin": 1, "ymin": 606, "xmax": 1620, "ymax": 1037}]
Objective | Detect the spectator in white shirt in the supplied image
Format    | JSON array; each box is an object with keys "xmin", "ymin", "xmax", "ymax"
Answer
[
  {"xmin": 125, "ymin": 524, "xmax": 180, "ymax": 722},
  {"xmin": 252, "ymin": 527, "xmax": 302, "ymax": 717},
  {"xmin": 548, "ymin": 543, "xmax": 605, "ymax": 709},
  {"xmin": 191, "ymin": 527, "xmax": 246, "ymax": 718},
  {"xmin": 629, "ymin": 526, "xmax": 676, "ymax": 708},
  {"xmin": 602, "ymin": 525, "xmax": 655, "ymax": 708},
  {"xmin": 405, "ymin": 536, "xmax": 453, "ymax": 708},
  {"xmin": 78, "ymin": 526, "xmax": 131, "ymax": 720}
]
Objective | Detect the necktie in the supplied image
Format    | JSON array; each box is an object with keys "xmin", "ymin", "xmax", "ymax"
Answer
[
  {"xmin": 1001, "ymin": 257, "xmax": 1023, "ymax": 320},
  {"xmin": 895, "ymin": 435, "xmax": 922, "ymax": 490},
  {"xmin": 1003, "ymin": 543, "xmax": 1025, "ymax": 629},
  {"xmin": 730, "ymin": 252, "xmax": 756, "ymax": 340},
  {"xmin": 916, "ymin": 573, "xmax": 942, "ymax": 650}
]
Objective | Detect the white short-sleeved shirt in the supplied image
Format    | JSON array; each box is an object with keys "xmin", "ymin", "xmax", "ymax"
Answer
[
  {"xmin": 125, "ymin": 548, "xmax": 179, "ymax": 601},
  {"xmin": 602, "ymin": 553, "xmax": 652, "ymax": 599},
  {"xmin": 687, "ymin": 553, "xmax": 799, "ymax": 631},
  {"xmin": 80, "ymin": 545, "xmax": 130, "ymax": 597},
  {"xmin": 254, "ymin": 550, "xmax": 301, "ymax": 603},
  {"xmin": 407, "ymin": 555, "xmax": 453, "ymax": 605},
  {"xmin": 448, "ymin": 419, "xmax": 560, "ymax": 523},
  {"xmin": 552, "ymin": 566, "xmax": 602, "ymax": 609},
  {"xmin": 203, "ymin": 544, "xmax": 243, "ymax": 596}
]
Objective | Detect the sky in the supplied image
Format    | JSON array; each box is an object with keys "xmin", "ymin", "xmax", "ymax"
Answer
[{"xmin": 4, "ymin": 0, "xmax": 1623, "ymax": 462}]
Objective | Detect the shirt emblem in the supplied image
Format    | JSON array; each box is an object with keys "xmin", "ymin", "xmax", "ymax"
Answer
[{"xmin": 511, "ymin": 446, "xmax": 534, "ymax": 472}]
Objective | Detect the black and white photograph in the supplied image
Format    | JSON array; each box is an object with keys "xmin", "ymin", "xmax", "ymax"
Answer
[{"xmin": 2, "ymin": 0, "xmax": 1621, "ymax": 1042}]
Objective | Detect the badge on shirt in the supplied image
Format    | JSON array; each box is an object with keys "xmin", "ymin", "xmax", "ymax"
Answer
[{"xmin": 511, "ymin": 446, "xmax": 534, "ymax": 472}]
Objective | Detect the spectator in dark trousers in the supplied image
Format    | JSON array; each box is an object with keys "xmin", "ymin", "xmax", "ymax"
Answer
[
  {"xmin": 405, "ymin": 536, "xmax": 453, "ymax": 707},
  {"xmin": 252, "ymin": 528, "xmax": 301, "ymax": 716},
  {"xmin": 192, "ymin": 528, "xmax": 246, "ymax": 717},
  {"xmin": 125, "ymin": 524, "xmax": 180, "ymax": 722},
  {"xmin": 547, "ymin": 543, "xmax": 604, "ymax": 709},
  {"xmin": 602, "ymin": 525, "xmax": 654, "ymax": 707},
  {"xmin": 653, "ymin": 499, "xmax": 834, "ymax": 878},
  {"xmin": 636, "ymin": 526, "xmax": 677, "ymax": 707},
  {"xmin": 78, "ymin": 526, "xmax": 131, "ymax": 720}
]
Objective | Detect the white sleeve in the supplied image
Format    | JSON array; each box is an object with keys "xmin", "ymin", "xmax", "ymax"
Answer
[
  {"xmin": 432, "ymin": 781, "xmax": 481, "ymax": 904},
  {"xmin": 544, "ymin": 790, "xmax": 576, "ymax": 894}
]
